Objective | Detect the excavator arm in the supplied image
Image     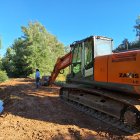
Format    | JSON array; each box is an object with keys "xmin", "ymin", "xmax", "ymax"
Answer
[{"xmin": 48, "ymin": 52, "xmax": 72, "ymax": 85}]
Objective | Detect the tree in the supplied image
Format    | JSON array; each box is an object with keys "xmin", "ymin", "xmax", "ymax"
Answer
[
  {"xmin": 3, "ymin": 21, "xmax": 65, "ymax": 77},
  {"xmin": 134, "ymin": 15, "xmax": 140, "ymax": 41},
  {"xmin": 64, "ymin": 46, "xmax": 71, "ymax": 53},
  {"xmin": 12, "ymin": 38, "xmax": 32, "ymax": 77},
  {"xmin": 2, "ymin": 47, "xmax": 16, "ymax": 77},
  {"xmin": 113, "ymin": 16, "xmax": 140, "ymax": 52},
  {"xmin": 21, "ymin": 22, "xmax": 65, "ymax": 76},
  {"xmin": 0, "ymin": 37, "xmax": 1, "ymax": 49},
  {"xmin": 0, "ymin": 38, "xmax": 2, "ymax": 69},
  {"xmin": 113, "ymin": 38, "xmax": 130, "ymax": 52}
]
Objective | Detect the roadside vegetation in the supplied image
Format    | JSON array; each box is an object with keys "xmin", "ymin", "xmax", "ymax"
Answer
[
  {"xmin": 1, "ymin": 22, "xmax": 68, "ymax": 81},
  {"xmin": 0, "ymin": 43, "xmax": 8, "ymax": 82},
  {"xmin": 0, "ymin": 70, "xmax": 8, "ymax": 82}
]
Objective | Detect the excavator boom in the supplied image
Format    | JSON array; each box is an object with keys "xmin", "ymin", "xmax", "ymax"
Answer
[{"xmin": 48, "ymin": 52, "xmax": 72, "ymax": 85}]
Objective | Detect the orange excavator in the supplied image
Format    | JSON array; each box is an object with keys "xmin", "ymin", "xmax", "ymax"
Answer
[{"xmin": 47, "ymin": 35, "xmax": 140, "ymax": 133}]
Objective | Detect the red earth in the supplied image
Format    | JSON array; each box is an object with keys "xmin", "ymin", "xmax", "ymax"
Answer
[{"xmin": 0, "ymin": 78, "xmax": 140, "ymax": 140}]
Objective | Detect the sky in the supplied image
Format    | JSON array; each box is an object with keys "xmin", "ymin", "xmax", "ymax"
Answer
[{"xmin": 0, "ymin": 0, "xmax": 140, "ymax": 56}]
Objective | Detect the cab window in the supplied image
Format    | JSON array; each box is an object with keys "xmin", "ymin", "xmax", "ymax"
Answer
[
  {"xmin": 84, "ymin": 39, "xmax": 93, "ymax": 70},
  {"xmin": 72, "ymin": 43, "xmax": 82, "ymax": 74}
]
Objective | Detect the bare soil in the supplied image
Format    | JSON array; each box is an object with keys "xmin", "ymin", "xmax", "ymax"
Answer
[{"xmin": 0, "ymin": 78, "xmax": 140, "ymax": 140}]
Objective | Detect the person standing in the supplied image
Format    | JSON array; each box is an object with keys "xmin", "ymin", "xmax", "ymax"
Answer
[{"xmin": 35, "ymin": 69, "xmax": 40, "ymax": 88}]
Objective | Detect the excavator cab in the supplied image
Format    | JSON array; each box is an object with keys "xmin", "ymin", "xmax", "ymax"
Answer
[
  {"xmin": 48, "ymin": 35, "xmax": 113, "ymax": 85},
  {"xmin": 69, "ymin": 36, "xmax": 113, "ymax": 81}
]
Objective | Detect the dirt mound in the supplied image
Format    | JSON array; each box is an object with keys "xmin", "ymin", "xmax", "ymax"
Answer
[{"xmin": 0, "ymin": 78, "xmax": 139, "ymax": 140}]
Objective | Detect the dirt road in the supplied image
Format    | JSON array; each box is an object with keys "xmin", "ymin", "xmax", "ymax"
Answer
[{"xmin": 0, "ymin": 78, "xmax": 140, "ymax": 140}]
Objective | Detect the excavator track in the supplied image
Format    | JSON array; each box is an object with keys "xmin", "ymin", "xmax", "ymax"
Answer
[{"xmin": 60, "ymin": 85, "xmax": 140, "ymax": 134}]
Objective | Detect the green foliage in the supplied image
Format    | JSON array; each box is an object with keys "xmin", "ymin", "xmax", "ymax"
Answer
[
  {"xmin": 64, "ymin": 46, "xmax": 71, "ymax": 53},
  {"xmin": 114, "ymin": 17, "xmax": 140, "ymax": 53},
  {"xmin": 113, "ymin": 39, "xmax": 140, "ymax": 52},
  {"xmin": 2, "ymin": 48, "xmax": 15, "ymax": 77},
  {"xmin": 0, "ymin": 38, "xmax": 1, "ymax": 49},
  {"xmin": 2, "ymin": 39, "xmax": 32, "ymax": 77},
  {"xmin": 130, "ymin": 40, "xmax": 140, "ymax": 49},
  {"xmin": 2, "ymin": 21, "xmax": 65, "ymax": 77},
  {"xmin": 0, "ymin": 38, "xmax": 9, "ymax": 82},
  {"xmin": 0, "ymin": 70, "xmax": 8, "ymax": 82},
  {"xmin": 0, "ymin": 57, "xmax": 3, "ymax": 70},
  {"xmin": 21, "ymin": 22, "xmax": 65, "ymax": 76}
]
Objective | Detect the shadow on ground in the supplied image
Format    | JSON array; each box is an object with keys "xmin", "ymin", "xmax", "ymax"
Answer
[{"xmin": 0, "ymin": 78, "xmax": 136, "ymax": 139}]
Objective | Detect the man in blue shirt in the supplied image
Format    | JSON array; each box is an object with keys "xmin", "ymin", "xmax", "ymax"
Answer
[{"xmin": 35, "ymin": 69, "xmax": 40, "ymax": 88}]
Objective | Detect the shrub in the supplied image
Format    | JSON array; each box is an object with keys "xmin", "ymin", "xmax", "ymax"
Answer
[{"xmin": 0, "ymin": 70, "xmax": 8, "ymax": 82}]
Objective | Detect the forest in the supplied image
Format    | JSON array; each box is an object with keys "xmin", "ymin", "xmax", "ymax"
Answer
[{"xmin": 0, "ymin": 22, "xmax": 67, "ymax": 82}]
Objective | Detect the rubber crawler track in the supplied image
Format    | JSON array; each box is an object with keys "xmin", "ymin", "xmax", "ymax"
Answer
[{"xmin": 60, "ymin": 95, "xmax": 139, "ymax": 134}]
